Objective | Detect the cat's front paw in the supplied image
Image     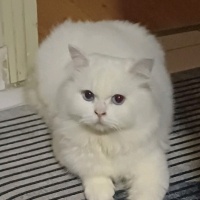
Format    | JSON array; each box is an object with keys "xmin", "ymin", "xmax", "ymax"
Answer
[
  {"xmin": 84, "ymin": 177, "xmax": 115, "ymax": 200},
  {"xmin": 128, "ymin": 191, "xmax": 166, "ymax": 200}
]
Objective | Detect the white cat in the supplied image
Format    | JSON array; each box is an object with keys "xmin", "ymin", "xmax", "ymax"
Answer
[{"xmin": 25, "ymin": 20, "xmax": 173, "ymax": 200}]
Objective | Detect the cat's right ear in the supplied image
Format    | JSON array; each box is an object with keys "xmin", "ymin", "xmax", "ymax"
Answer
[
  {"xmin": 129, "ymin": 58, "xmax": 154, "ymax": 79},
  {"xmin": 68, "ymin": 45, "xmax": 88, "ymax": 69}
]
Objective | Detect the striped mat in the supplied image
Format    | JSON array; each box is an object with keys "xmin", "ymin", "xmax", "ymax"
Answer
[{"xmin": 1, "ymin": 68, "xmax": 200, "ymax": 200}]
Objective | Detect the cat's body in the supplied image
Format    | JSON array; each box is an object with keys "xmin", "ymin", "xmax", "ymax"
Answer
[{"xmin": 26, "ymin": 20, "xmax": 173, "ymax": 200}]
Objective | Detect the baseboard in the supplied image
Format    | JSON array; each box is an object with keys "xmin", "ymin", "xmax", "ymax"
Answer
[
  {"xmin": 159, "ymin": 30, "xmax": 200, "ymax": 73},
  {"xmin": 166, "ymin": 44, "xmax": 200, "ymax": 73},
  {"xmin": 0, "ymin": 87, "xmax": 26, "ymax": 111}
]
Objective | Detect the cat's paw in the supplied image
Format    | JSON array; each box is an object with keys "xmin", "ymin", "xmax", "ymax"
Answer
[
  {"xmin": 128, "ymin": 192, "xmax": 165, "ymax": 200},
  {"xmin": 84, "ymin": 177, "xmax": 115, "ymax": 200}
]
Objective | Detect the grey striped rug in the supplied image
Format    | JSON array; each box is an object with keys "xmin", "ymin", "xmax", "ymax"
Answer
[{"xmin": 1, "ymin": 68, "xmax": 200, "ymax": 200}]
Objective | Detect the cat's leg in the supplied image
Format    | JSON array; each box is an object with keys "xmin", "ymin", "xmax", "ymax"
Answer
[
  {"xmin": 83, "ymin": 176, "xmax": 115, "ymax": 200},
  {"xmin": 52, "ymin": 125, "xmax": 115, "ymax": 200},
  {"xmin": 53, "ymin": 140, "xmax": 115, "ymax": 200},
  {"xmin": 128, "ymin": 151, "xmax": 169, "ymax": 200}
]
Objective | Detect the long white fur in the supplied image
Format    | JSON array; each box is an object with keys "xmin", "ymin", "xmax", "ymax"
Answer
[{"xmin": 25, "ymin": 20, "xmax": 173, "ymax": 200}]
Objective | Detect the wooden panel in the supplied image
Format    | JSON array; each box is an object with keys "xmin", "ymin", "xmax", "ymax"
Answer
[
  {"xmin": 124, "ymin": 0, "xmax": 200, "ymax": 32},
  {"xmin": 37, "ymin": 0, "xmax": 125, "ymax": 42},
  {"xmin": 158, "ymin": 31, "xmax": 200, "ymax": 51},
  {"xmin": 166, "ymin": 45, "xmax": 200, "ymax": 73},
  {"xmin": 37, "ymin": 0, "xmax": 200, "ymax": 42},
  {"xmin": 159, "ymin": 31, "xmax": 200, "ymax": 73},
  {"xmin": 37, "ymin": 1, "xmax": 200, "ymax": 73}
]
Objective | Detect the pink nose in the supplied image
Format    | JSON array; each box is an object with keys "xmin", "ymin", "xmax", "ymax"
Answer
[{"xmin": 94, "ymin": 110, "xmax": 106, "ymax": 117}]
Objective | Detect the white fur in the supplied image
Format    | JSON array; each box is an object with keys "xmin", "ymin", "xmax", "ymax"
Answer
[{"xmin": 25, "ymin": 20, "xmax": 173, "ymax": 200}]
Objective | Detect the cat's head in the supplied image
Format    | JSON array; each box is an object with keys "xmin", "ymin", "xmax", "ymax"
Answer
[{"xmin": 62, "ymin": 45, "xmax": 156, "ymax": 133}]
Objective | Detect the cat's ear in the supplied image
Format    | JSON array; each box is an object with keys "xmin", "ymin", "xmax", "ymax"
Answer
[
  {"xmin": 68, "ymin": 45, "xmax": 88, "ymax": 68},
  {"xmin": 129, "ymin": 58, "xmax": 154, "ymax": 79}
]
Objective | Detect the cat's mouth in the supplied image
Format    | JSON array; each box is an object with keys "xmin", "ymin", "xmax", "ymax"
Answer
[
  {"xmin": 93, "ymin": 118, "xmax": 115, "ymax": 132},
  {"xmin": 81, "ymin": 117, "xmax": 116, "ymax": 132},
  {"xmin": 96, "ymin": 118, "xmax": 103, "ymax": 125},
  {"xmin": 83, "ymin": 119, "xmax": 110, "ymax": 132}
]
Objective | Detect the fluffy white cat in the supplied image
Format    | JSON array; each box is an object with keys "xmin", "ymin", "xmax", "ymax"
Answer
[{"xmin": 25, "ymin": 20, "xmax": 173, "ymax": 200}]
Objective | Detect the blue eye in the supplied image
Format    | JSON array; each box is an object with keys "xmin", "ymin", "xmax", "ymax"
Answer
[
  {"xmin": 111, "ymin": 94, "xmax": 125, "ymax": 105},
  {"xmin": 82, "ymin": 90, "xmax": 94, "ymax": 101}
]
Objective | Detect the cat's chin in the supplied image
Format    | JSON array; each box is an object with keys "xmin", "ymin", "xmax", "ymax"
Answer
[
  {"xmin": 94, "ymin": 123, "xmax": 108, "ymax": 132},
  {"xmin": 83, "ymin": 122, "xmax": 115, "ymax": 133}
]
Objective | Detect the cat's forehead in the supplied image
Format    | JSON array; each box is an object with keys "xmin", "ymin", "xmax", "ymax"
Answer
[
  {"xmin": 79, "ymin": 63, "xmax": 132, "ymax": 98},
  {"xmin": 74, "ymin": 54, "xmax": 136, "ymax": 97},
  {"xmin": 89, "ymin": 53, "xmax": 133, "ymax": 67}
]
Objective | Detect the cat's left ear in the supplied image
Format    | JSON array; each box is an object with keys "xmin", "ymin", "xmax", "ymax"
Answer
[
  {"xmin": 130, "ymin": 58, "xmax": 154, "ymax": 79},
  {"xmin": 68, "ymin": 45, "xmax": 89, "ymax": 69}
]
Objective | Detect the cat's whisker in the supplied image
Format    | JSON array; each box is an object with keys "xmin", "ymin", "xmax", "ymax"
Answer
[
  {"xmin": 79, "ymin": 117, "xmax": 93, "ymax": 125},
  {"xmin": 55, "ymin": 123, "xmax": 81, "ymax": 132},
  {"xmin": 113, "ymin": 125, "xmax": 121, "ymax": 132},
  {"xmin": 104, "ymin": 118, "xmax": 121, "ymax": 132}
]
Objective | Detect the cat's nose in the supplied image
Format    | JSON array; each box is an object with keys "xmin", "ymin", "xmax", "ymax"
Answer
[{"xmin": 94, "ymin": 110, "xmax": 106, "ymax": 117}]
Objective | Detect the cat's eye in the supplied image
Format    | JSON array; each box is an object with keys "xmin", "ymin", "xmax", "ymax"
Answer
[
  {"xmin": 82, "ymin": 90, "xmax": 94, "ymax": 101},
  {"xmin": 111, "ymin": 94, "xmax": 125, "ymax": 105}
]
